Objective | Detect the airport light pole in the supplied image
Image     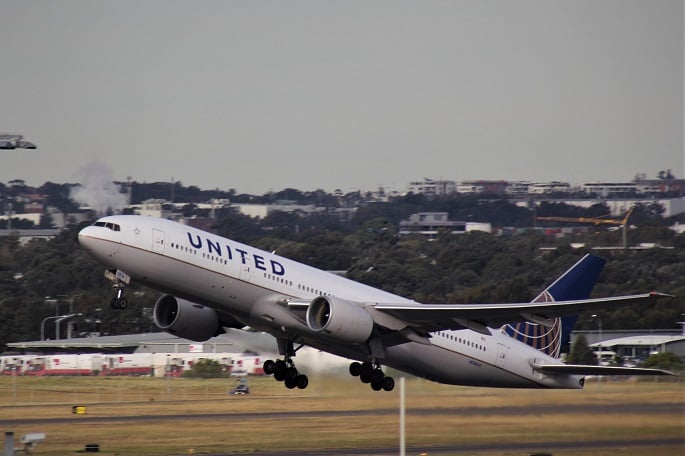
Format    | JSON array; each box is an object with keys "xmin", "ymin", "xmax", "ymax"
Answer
[
  {"xmin": 40, "ymin": 313, "xmax": 81, "ymax": 341},
  {"xmin": 591, "ymin": 314, "xmax": 603, "ymax": 363},
  {"xmin": 45, "ymin": 294, "xmax": 81, "ymax": 337},
  {"xmin": 55, "ymin": 313, "xmax": 81, "ymax": 340},
  {"xmin": 592, "ymin": 314, "xmax": 603, "ymax": 389},
  {"xmin": 399, "ymin": 376, "xmax": 405, "ymax": 456},
  {"xmin": 41, "ymin": 315, "xmax": 62, "ymax": 341}
]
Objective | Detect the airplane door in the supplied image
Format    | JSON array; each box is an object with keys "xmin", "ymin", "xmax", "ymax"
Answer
[
  {"xmin": 152, "ymin": 229, "xmax": 165, "ymax": 253},
  {"xmin": 496, "ymin": 343, "xmax": 507, "ymax": 368},
  {"xmin": 239, "ymin": 258, "xmax": 251, "ymax": 282}
]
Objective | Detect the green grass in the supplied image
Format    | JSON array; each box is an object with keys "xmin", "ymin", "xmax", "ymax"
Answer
[{"xmin": 0, "ymin": 375, "xmax": 682, "ymax": 455}]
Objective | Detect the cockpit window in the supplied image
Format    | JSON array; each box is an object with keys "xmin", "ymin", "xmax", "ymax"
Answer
[{"xmin": 93, "ymin": 221, "xmax": 121, "ymax": 232}]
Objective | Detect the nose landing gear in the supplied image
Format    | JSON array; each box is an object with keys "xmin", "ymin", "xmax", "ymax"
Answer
[
  {"xmin": 110, "ymin": 284, "xmax": 128, "ymax": 309},
  {"xmin": 105, "ymin": 269, "xmax": 130, "ymax": 309}
]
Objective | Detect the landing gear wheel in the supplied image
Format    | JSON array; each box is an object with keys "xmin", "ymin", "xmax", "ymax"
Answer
[
  {"xmin": 111, "ymin": 284, "xmax": 128, "ymax": 309},
  {"xmin": 110, "ymin": 297, "xmax": 128, "ymax": 309},
  {"xmin": 382, "ymin": 376, "xmax": 395, "ymax": 392},
  {"xmin": 349, "ymin": 362, "xmax": 362, "ymax": 377},
  {"xmin": 370, "ymin": 369, "xmax": 385, "ymax": 385},
  {"xmin": 359, "ymin": 362, "xmax": 373, "ymax": 383},
  {"xmin": 284, "ymin": 377, "xmax": 297, "ymax": 389},
  {"xmin": 273, "ymin": 360, "xmax": 287, "ymax": 381},
  {"xmin": 295, "ymin": 374, "xmax": 309, "ymax": 389},
  {"xmin": 263, "ymin": 359, "xmax": 276, "ymax": 375},
  {"xmin": 285, "ymin": 367, "xmax": 298, "ymax": 382}
]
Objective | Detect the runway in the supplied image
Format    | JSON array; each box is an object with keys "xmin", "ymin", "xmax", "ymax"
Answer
[
  {"xmin": 1, "ymin": 401, "xmax": 682, "ymax": 426},
  {"xmin": 2, "ymin": 401, "xmax": 682, "ymax": 455},
  {"xmin": 209, "ymin": 438, "xmax": 685, "ymax": 456}
]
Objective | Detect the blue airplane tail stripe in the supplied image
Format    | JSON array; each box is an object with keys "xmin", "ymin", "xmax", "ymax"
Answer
[{"xmin": 502, "ymin": 254, "xmax": 606, "ymax": 359}]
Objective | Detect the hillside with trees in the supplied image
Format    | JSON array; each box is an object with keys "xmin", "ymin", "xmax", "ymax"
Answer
[
  {"xmin": 0, "ymin": 207, "xmax": 685, "ymax": 349},
  {"xmin": 1, "ymin": 185, "xmax": 684, "ymax": 352}
]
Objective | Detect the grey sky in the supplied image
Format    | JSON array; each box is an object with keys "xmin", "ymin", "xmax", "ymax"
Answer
[{"xmin": 1, "ymin": 1, "xmax": 683, "ymax": 195}]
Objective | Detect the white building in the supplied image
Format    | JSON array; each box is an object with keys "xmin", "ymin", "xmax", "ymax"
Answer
[
  {"xmin": 407, "ymin": 179, "xmax": 456, "ymax": 196},
  {"xmin": 132, "ymin": 199, "xmax": 174, "ymax": 219},
  {"xmin": 591, "ymin": 335, "xmax": 685, "ymax": 362},
  {"xmin": 399, "ymin": 212, "xmax": 491, "ymax": 238},
  {"xmin": 233, "ymin": 203, "xmax": 319, "ymax": 219},
  {"xmin": 528, "ymin": 182, "xmax": 571, "ymax": 194},
  {"xmin": 506, "ymin": 182, "xmax": 532, "ymax": 195},
  {"xmin": 582, "ymin": 182, "xmax": 638, "ymax": 196}
]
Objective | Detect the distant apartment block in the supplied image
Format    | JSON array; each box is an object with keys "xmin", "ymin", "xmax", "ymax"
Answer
[
  {"xmin": 131, "ymin": 199, "xmax": 175, "ymax": 219},
  {"xmin": 399, "ymin": 212, "xmax": 492, "ymax": 238},
  {"xmin": 528, "ymin": 182, "xmax": 572, "ymax": 194},
  {"xmin": 407, "ymin": 179, "xmax": 456, "ymax": 196},
  {"xmin": 458, "ymin": 180, "xmax": 508, "ymax": 194},
  {"xmin": 234, "ymin": 202, "xmax": 320, "ymax": 219},
  {"xmin": 407, "ymin": 177, "xmax": 683, "ymax": 198},
  {"xmin": 581, "ymin": 182, "xmax": 638, "ymax": 196},
  {"xmin": 505, "ymin": 182, "xmax": 532, "ymax": 195},
  {"xmin": 505, "ymin": 181, "xmax": 571, "ymax": 195}
]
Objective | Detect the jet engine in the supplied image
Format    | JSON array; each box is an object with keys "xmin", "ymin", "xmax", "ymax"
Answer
[
  {"xmin": 306, "ymin": 296, "xmax": 374, "ymax": 344},
  {"xmin": 154, "ymin": 295, "xmax": 221, "ymax": 342}
]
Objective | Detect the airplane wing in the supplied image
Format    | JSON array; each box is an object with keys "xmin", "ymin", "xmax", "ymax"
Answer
[
  {"xmin": 529, "ymin": 360, "xmax": 676, "ymax": 376},
  {"xmin": 372, "ymin": 292, "xmax": 670, "ymax": 335}
]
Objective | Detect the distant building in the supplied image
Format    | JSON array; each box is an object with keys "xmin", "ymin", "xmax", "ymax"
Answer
[
  {"xmin": 234, "ymin": 203, "xmax": 319, "ymax": 219},
  {"xmin": 456, "ymin": 183, "xmax": 484, "ymax": 194},
  {"xmin": 591, "ymin": 335, "xmax": 685, "ymax": 362},
  {"xmin": 635, "ymin": 179, "xmax": 685, "ymax": 195},
  {"xmin": 458, "ymin": 180, "xmax": 508, "ymax": 194},
  {"xmin": 528, "ymin": 182, "xmax": 571, "ymax": 194},
  {"xmin": 581, "ymin": 182, "xmax": 638, "ymax": 196},
  {"xmin": 132, "ymin": 199, "xmax": 175, "ymax": 219},
  {"xmin": 506, "ymin": 182, "xmax": 532, "ymax": 195},
  {"xmin": 0, "ymin": 229, "xmax": 61, "ymax": 246},
  {"xmin": 407, "ymin": 178, "xmax": 456, "ymax": 196},
  {"xmin": 518, "ymin": 197, "xmax": 685, "ymax": 217},
  {"xmin": 399, "ymin": 212, "xmax": 491, "ymax": 238}
]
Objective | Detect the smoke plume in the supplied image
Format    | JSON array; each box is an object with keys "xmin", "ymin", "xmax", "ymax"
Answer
[{"xmin": 70, "ymin": 162, "xmax": 129, "ymax": 215}]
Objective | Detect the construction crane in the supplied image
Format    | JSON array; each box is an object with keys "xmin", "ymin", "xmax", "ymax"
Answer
[{"xmin": 536, "ymin": 206, "xmax": 634, "ymax": 249}]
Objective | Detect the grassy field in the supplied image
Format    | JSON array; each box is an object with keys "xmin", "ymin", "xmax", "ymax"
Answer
[{"xmin": 0, "ymin": 375, "xmax": 683, "ymax": 455}]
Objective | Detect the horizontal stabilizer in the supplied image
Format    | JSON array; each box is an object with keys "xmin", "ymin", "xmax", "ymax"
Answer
[{"xmin": 530, "ymin": 359, "xmax": 676, "ymax": 376}]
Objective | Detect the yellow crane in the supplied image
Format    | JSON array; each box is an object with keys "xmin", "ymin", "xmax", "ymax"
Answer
[{"xmin": 537, "ymin": 206, "xmax": 634, "ymax": 249}]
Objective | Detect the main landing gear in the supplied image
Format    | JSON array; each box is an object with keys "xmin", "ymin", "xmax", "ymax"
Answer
[
  {"xmin": 349, "ymin": 361, "xmax": 395, "ymax": 392},
  {"xmin": 263, "ymin": 358, "xmax": 309, "ymax": 390},
  {"xmin": 263, "ymin": 340, "xmax": 308, "ymax": 390}
]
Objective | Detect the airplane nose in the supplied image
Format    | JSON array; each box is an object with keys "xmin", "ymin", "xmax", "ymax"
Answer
[{"xmin": 77, "ymin": 226, "xmax": 98, "ymax": 250}]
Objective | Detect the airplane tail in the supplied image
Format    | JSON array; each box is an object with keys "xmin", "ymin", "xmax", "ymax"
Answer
[{"xmin": 501, "ymin": 254, "xmax": 606, "ymax": 359}]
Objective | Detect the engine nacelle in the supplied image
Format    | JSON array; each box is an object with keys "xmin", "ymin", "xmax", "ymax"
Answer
[
  {"xmin": 306, "ymin": 296, "xmax": 374, "ymax": 344},
  {"xmin": 154, "ymin": 295, "xmax": 220, "ymax": 342}
]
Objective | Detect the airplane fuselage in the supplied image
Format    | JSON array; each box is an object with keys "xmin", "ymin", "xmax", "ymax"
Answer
[{"xmin": 79, "ymin": 215, "xmax": 584, "ymax": 389}]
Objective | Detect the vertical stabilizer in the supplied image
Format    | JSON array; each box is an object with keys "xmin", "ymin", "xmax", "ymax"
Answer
[{"xmin": 502, "ymin": 254, "xmax": 606, "ymax": 358}]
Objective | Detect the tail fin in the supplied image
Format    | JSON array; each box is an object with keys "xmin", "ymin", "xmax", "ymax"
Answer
[{"xmin": 502, "ymin": 254, "xmax": 606, "ymax": 359}]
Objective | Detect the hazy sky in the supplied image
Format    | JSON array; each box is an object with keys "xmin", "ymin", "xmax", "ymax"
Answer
[{"xmin": 1, "ymin": 1, "xmax": 683, "ymax": 195}]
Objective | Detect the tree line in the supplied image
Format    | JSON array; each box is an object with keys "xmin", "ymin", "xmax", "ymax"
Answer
[{"xmin": 1, "ymin": 195, "xmax": 684, "ymax": 353}]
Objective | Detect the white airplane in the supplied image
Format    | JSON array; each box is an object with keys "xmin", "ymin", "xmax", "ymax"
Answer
[{"xmin": 78, "ymin": 215, "xmax": 674, "ymax": 391}]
